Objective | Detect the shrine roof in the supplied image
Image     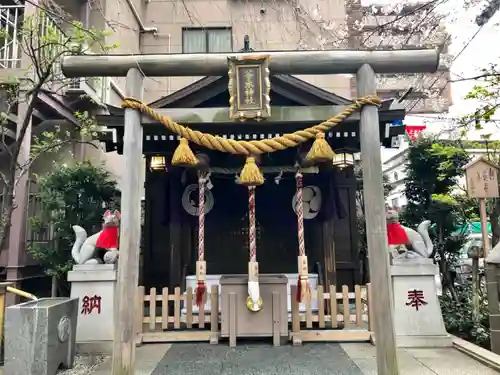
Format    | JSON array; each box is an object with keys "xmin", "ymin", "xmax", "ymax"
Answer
[{"xmin": 148, "ymin": 75, "xmax": 375, "ymax": 109}]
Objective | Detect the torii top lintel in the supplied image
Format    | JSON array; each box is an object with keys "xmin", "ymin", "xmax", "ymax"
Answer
[{"xmin": 61, "ymin": 49, "xmax": 439, "ymax": 78}]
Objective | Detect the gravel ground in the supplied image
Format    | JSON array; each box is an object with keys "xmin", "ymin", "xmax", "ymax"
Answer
[{"xmin": 57, "ymin": 355, "xmax": 108, "ymax": 375}]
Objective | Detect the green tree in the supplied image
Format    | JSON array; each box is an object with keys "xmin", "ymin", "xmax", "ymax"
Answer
[
  {"xmin": 28, "ymin": 162, "xmax": 119, "ymax": 296},
  {"xmin": 0, "ymin": 3, "xmax": 118, "ymax": 250}
]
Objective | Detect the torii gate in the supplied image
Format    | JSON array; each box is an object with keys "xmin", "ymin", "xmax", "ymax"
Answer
[{"xmin": 62, "ymin": 48, "xmax": 439, "ymax": 375}]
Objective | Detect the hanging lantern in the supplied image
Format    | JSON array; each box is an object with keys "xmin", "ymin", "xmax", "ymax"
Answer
[
  {"xmin": 150, "ymin": 155, "xmax": 167, "ymax": 172},
  {"xmin": 332, "ymin": 152, "xmax": 354, "ymax": 169}
]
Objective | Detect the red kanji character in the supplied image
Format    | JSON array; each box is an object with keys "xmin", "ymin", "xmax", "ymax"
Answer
[
  {"xmin": 405, "ymin": 289, "xmax": 427, "ymax": 311},
  {"xmin": 81, "ymin": 295, "xmax": 102, "ymax": 315}
]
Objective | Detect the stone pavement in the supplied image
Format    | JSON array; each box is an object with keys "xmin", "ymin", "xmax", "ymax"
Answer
[
  {"xmin": 341, "ymin": 343, "xmax": 500, "ymax": 375},
  {"xmin": 149, "ymin": 342, "xmax": 500, "ymax": 375},
  {"xmin": 87, "ymin": 341, "xmax": 500, "ymax": 375},
  {"xmin": 92, "ymin": 345, "xmax": 171, "ymax": 375},
  {"xmin": 151, "ymin": 342, "xmax": 362, "ymax": 375}
]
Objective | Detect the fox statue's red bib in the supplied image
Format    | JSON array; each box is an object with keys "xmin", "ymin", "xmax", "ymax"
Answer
[
  {"xmin": 96, "ymin": 225, "xmax": 119, "ymax": 249},
  {"xmin": 387, "ymin": 222, "xmax": 409, "ymax": 245}
]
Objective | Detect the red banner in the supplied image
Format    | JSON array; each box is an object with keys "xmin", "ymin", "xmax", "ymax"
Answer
[{"xmin": 405, "ymin": 125, "xmax": 426, "ymax": 141}]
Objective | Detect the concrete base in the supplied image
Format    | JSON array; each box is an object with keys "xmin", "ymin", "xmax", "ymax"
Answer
[
  {"xmin": 67, "ymin": 264, "xmax": 117, "ymax": 345},
  {"xmin": 392, "ymin": 258, "xmax": 452, "ymax": 348},
  {"xmin": 76, "ymin": 341, "xmax": 113, "ymax": 355},
  {"xmin": 396, "ymin": 334, "xmax": 453, "ymax": 348}
]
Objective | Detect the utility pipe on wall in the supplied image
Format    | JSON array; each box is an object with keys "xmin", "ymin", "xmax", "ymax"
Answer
[{"xmin": 124, "ymin": 0, "xmax": 157, "ymax": 34}]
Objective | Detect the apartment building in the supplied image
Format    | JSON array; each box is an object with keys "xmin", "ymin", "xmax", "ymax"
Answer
[
  {"xmin": 0, "ymin": 0, "xmax": 122, "ymax": 297},
  {"xmin": 0, "ymin": 0, "xmax": 449, "ymax": 294}
]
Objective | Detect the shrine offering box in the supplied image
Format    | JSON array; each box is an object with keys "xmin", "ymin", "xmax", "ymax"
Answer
[{"xmin": 220, "ymin": 274, "xmax": 288, "ymax": 347}]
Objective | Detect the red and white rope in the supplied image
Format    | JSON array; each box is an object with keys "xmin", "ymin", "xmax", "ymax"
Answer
[
  {"xmin": 248, "ymin": 186, "xmax": 257, "ymax": 262},
  {"xmin": 198, "ymin": 174, "xmax": 205, "ymax": 262},
  {"xmin": 296, "ymin": 172, "xmax": 305, "ymax": 256}
]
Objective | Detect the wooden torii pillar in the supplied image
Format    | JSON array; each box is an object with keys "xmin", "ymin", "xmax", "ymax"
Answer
[{"xmin": 62, "ymin": 49, "xmax": 439, "ymax": 375}]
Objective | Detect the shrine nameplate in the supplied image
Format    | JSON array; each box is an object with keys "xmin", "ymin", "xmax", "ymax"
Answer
[
  {"xmin": 465, "ymin": 157, "xmax": 499, "ymax": 199},
  {"xmin": 228, "ymin": 55, "xmax": 271, "ymax": 120}
]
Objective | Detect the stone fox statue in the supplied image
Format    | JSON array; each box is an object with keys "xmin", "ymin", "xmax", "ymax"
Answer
[
  {"xmin": 71, "ymin": 210, "xmax": 120, "ymax": 264},
  {"xmin": 386, "ymin": 210, "xmax": 434, "ymax": 259}
]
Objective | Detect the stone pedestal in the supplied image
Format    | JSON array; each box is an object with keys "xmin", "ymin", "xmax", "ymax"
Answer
[
  {"xmin": 67, "ymin": 264, "xmax": 117, "ymax": 352},
  {"xmin": 4, "ymin": 298, "xmax": 78, "ymax": 375},
  {"xmin": 392, "ymin": 258, "xmax": 452, "ymax": 347}
]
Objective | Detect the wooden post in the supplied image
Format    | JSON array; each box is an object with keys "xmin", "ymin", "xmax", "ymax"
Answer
[
  {"xmin": 112, "ymin": 68, "xmax": 144, "ymax": 375},
  {"xmin": 357, "ymin": 64, "xmax": 399, "ymax": 375},
  {"xmin": 475, "ymin": 198, "xmax": 489, "ymax": 318},
  {"xmin": 480, "ymin": 198, "xmax": 491, "ymax": 256}
]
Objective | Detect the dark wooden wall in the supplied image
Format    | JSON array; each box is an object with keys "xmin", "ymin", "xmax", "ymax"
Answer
[
  {"xmin": 329, "ymin": 168, "xmax": 360, "ymax": 288},
  {"xmin": 143, "ymin": 162, "xmax": 359, "ymax": 290}
]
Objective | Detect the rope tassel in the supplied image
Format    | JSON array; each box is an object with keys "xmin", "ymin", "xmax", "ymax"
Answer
[
  {"xmin": 239, "ymin": 156, "xmax": 264, "ymax": 186},
  {"xmin": 306, "ymin": 132, "xmax": 334, "ymax": 163},
  {"xmin": 172, "ymin": 137, "xmax": 198, "ymax": 167},
  {"xmin": 195, "ymin": 262, "xmax": 206, "ymax": 306},
  {"xmin": 297, "ymin": 273, "xmax": 311, "ymax": 303}
]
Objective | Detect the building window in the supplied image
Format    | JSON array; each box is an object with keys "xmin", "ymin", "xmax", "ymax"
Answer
[{"xmin": 182, "ymin": 28, "xmax": 232, "ymax": 53}]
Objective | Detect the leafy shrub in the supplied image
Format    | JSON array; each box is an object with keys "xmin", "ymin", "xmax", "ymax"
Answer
[
  {"xmin": 440, "ymin": 284, "xmax": 490, "ymax": 349},
  {"xmin": 28, "ymin": 162, "xmax": 120, "ymax": 294}
]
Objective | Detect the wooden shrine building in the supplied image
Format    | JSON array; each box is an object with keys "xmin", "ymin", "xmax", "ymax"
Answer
[{"xmin": 97, "ymin": 74, "xmax": 405, "ymax": 293}]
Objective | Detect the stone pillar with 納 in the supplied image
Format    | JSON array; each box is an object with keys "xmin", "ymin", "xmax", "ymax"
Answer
[
  {"xmin": 67, "ymin": 263, "xmax": 117, "ymax": 352},
  {"xmin": 391, "ymin": 258, "xmax": 452, "ymax": 347}
]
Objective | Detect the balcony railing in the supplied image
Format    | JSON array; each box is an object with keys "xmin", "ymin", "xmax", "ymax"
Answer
[
  {"xmin": 0, "ymin": 5, "xmax": 107, "ymax": 103},
  {"xmin": 66, "ymin": 76, "xmax": 108, "ymax": 105},
  {"xmin": 1, "ymin": 5, "xmax": 65, "ymax": 70},
  {"xmin": 0, "ymin": 5, "xmax": 22, "ymax": 69}
]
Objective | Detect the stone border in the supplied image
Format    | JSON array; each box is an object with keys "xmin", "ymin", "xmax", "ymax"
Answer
[{"xmin": 452, "ymin": 336, "xmax": 500, "ymax": 371}]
